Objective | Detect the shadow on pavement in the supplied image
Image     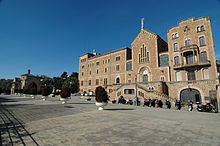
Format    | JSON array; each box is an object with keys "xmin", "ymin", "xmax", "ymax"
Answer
[
  {"xmin": 0, "ymin": 97, "xmax": 17, "ymax": 103},
  {"xmin": 68, "ymin": 102, "xmax": 94, "ymax": 105},
  {"xmin": 105, "ymin": 108, "xmax": 135, "ymax": 111}
]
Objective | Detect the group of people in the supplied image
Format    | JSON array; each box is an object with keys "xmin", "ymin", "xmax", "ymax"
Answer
[
  {"xmin": 143, "ymin": 98, "xmax": 170, "ymax": 108},
  {"xmin": 116, "ymin": 96, "xmax": 194, "ymax": 111}
]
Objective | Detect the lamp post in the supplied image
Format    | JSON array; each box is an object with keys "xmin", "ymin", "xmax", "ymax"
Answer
[{"xmin": 134, "ymin": 75, "xmax": 138, "ymax": 106}]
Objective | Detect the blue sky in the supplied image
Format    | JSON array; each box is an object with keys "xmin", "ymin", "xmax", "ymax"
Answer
[{"xmin": 0, "ymin": 0, "xmax": 220, "ymax": 79}]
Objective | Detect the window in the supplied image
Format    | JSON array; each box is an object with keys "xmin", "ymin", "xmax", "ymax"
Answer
[
  {"xmin": 143, "ymin": 74, "xmax": 148, "ymax": 83},
  {"xmin": 103, "ymin": 60, "xmax": 104, "ymax": 64},
  {"xmin": 96, "ymin": 79, "xmax": 99, "ymax": 85},
  {"xmin": 174, "ymin": 43, "xmax": 178, "ymax": 51},
  {"xmin": 126, "ymin": 62, "xmax": 132, "ymax": 71},
  {"xmin": 185, "ymin": 39, "xmax": 191, "ymax": 47},
  {"xmin": 82, "ymin": 72, "xmax": 84, "ymax": 76},
  {"xmin": 160, "ymin": 76, "xmax": 165, "ymax": 81},
  {"xmin": 105, "ymin": 68, "xmax": 107, "ymax": 72},
  {"xmin": 159, "ymin": 54, "xmax": 169, "ymax": 67},
  {"xmin": 81, "ymin": 81, "xmax": 83, "ymax": 86},
  {"xmin": 201, "ymin": 51, "xmax": 207, "ymax": 62},
  {"xmin": 187, "ymin": 70, "xmax": 196, "ymax": 80},
  {"xmin": 116, "ymin": 56, "xmax": 120, "ymax": 61},
  {"xmin": 108, "ymin": 59, "xmax": 110, "ymax": 63},
  {"xmin": 174, "ymin": 56, "xmax": 180, "ymax": 65},
  {"xmin": 201, "ymin": 25, "xmax": 204, "ymax": 31},
  {"xmin": 116, "ymin": 65, "xmax": 120, "ymax": 71},
  {"xmin": 82, "ymin": 65, "xmax": 84, "ymax": 69},
  {"xmin": 203, "ymin": 69, "xmax": 209, "ymax": 80},
  {"xmin": 97, "ymin": 69, "xmax": 99, "ymax": 74},
  {"xmin": 172, "ymin": 34, "xmax": 175, "ymax": 39},
  {"xmin": 124, "ymin": 89, "xmax": 134, "ymax": 94},
  {"xmin": 96, "ymin": 62, "xmax": 100, "ymax": 66},
  {"xmin": 128, "ymin": 79, "xmax": 131, "ymax": 83},
  {"xmin": 139, "ymin": 44, "xmax": 149, "ymax": 63},
  {"xmin": 186, "ymin": 53, "xmax": 193, "ymax": 64},
  {"xmin": 175, "ymin": 72, "xmax": 181, "ymax": 81},
  {"xmin": 197, "ymin": 26, "xmax": 201, "ymax": 32},
  {"xmin": 104, "ymin": 78, "xmax": 107, "ymax": 85},
  {"xmin": 89, "ymin": 80, "xmax": 91, "ymax": 86},
  {"xmin": 199, "ymin": 36, "xmax": 205, "ymax": 46},
  {"xmin": 90, "ymin": 71, "xmax": 91, "ymax": 75},
  {"xmin": 175, "ymin": 33, "xmax": 179, "ymax": 38},
  {"xmin": 116, "ymin": 77, "xmax": 120, "ymax": 84}
]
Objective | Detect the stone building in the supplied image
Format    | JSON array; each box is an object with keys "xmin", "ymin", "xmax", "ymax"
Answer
[
  {"xmin": 11, "ymin": 69, "xmax": 48, "ymax": 94},
  {"xmin": 79, "ymin": 16, "xmax": 218, "ymax": 104}
]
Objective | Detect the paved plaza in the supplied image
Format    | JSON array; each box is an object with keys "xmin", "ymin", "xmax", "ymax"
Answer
[{"xmin": 0, "ymin": 95, "xmax": 220, "ymax": 146}]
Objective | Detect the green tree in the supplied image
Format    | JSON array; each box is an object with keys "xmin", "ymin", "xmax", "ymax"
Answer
[
  {"xmin": 63, "ymin": 76, "xmax": 79, "ymax": 93},
  {"xmin": 61, "ymin": 72, "xmax": 68, "ymax": 79}
]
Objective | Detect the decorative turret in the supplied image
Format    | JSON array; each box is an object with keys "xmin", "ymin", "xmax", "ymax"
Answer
[
  {"xmin": 28, "ymin": 69, "xmax": 31, "ymax": 75},
  {"xmin": 141, "ymin": 18, "xmax": 144, "ymax": 30},
  {"xmin": 93, "ymin": 49, "xmax": 97, "ymax": 55}
]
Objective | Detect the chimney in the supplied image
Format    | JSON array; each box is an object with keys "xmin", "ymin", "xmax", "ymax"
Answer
[
  {"xmin": 28, "ymin": 69, "xmax": 30, "ymax": 75},
  {"xmin": 93, "ymin": 49, "xmax": 97, "ymax": 55}
]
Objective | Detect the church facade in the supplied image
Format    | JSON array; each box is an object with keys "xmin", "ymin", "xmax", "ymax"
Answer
[{"xmin": 79, "ymin": 16, "xmax": 218, "ymax": 104}]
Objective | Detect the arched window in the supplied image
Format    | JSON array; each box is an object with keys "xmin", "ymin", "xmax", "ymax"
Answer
[
  {"xmin": 174, "ymin": 43, "xmax": 178, "ymax": 51},
  {"xmin": 139, "ymin": 44, "xmax": 149, "ymax": 63},
  {"xmin": 199, "ymin": 36, "xmax": 205, "ymax": 46},
  {"xmin": 197, "ymin": 26, "xmax": 201, "ymax": 32},
  {"xmin": 185, "ymin": 39, "xmax": 191, "ymax": 47},
  {"xmin": 174, "ymin": 56, "xmax": 180, "ymax": 65},
  {"xmin": 116, "ymin": 77, "xmax": 120, "ymax": 84},
  {"xmin": 201, "ymin": 25, "xmax": 205, "ymax": 31},
  {"xmin": 175, "ymin": 33, "xmax": 178, "ymax": 38}
]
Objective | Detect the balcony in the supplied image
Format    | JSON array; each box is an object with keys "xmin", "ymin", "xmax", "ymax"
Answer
[
  {"xmin": 174, "ymin": 60, "xmax": 211, "ymax": 70},
  {"xmin": 179, "ymin": 44, "xmax": 199, "ymax": 53}
]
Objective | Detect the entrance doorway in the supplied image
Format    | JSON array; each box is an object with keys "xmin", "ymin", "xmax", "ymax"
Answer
[{"xmin": 180, "ymin": 88, "xmax": 201, "ymax": 103}]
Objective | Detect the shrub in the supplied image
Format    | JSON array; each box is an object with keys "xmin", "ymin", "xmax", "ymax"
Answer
[
  {"xmin": 30, "ymin": 88, "xmax": 37, "ymax": 95},
  {"xmin": 95, "ymin": 86, "xmax": 108, "ymax": 103},
  {"xmin": 23, "ymin": 89, "xmax": 29, "ymax": 94},
  {"xmin": 41, "ymin": 87, "xmax": 50, "ymax": 96},
  {"xmin": 60, "ymin": 86, "xmax": 71, "ymax": 98}
]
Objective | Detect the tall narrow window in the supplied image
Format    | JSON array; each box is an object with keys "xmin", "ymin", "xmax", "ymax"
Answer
[
  {"xmin": 201, "ymin": 25, "xmax": 205, "ymax": 31},
  {"xmin": 116, "ymin": 77, "xmax": 120, "ymax": 84},
  {"xmin": 139, "ymin": 44, "xmax": 149, "ymax": 63},
  {"xmin": 96, "ymin": 79, "xmax": 99, "ymax": 85},
  {"xmin": 201, "ymin": 51, "xmax": 207, "ymax": 62},
  {"xmin": 89, "ymin": 80, "xmax": 91, "ymax": 86},
  {"xmin": 174, "ymin": 56, "xmax": 180, "ymax": 65},
  {"xmin": 199, "ymin": 36, "xmax": 205, "ymax": 46},
  {"xmin": 187, "ymin": 70, "xmax": 196, "ymax": 80},
  {"xmin": 81, "ymin": 81, "xmax": 83, "ymax": 86},
  {"xmin": 174, "ymin": 43, "xmax": 178, "ymax": 51},
  {"xmin": 175, "ymin": 72, "xmax": 181, "ymax": 81},
  {"xmin": 116, "ymin": 65, "xmax": 120, "ymax": 71},
  {"xmin": 203, "ymin": 69, "xmax": 209, "ymax": 80},
  {"xmin": 197, "ymin": 26, "xmax": 201, "ymax": 32},
  {"xmin": 185, "ymin": 39, "xmax": 191, "ymax": 47},
  {"xmin": 186, "ymin": 53, "xmax": 193, "ymax": 64}
]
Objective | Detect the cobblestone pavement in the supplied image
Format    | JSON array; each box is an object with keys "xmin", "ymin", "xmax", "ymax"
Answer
[{"xmin": 0, "ymin": 95, "xmax": 220, "ymax": 146}]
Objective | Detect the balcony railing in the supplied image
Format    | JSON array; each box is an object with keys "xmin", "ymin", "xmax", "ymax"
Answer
[
  {"xmin": 179, "ymin": 44, "xmax": 199, "ymax": 53},
  {"xmin": 174, "ymin": 60, "xmax": 211, "ymax": 69}
]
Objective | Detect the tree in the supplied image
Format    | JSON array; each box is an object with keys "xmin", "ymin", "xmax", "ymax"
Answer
[
  {"xmin": 61, "ymin": 72, "xmax": 68, "ymax": 79},
  {"xmin": 63, "ymin": 76, "xmax": 79, "ymax": 93}
]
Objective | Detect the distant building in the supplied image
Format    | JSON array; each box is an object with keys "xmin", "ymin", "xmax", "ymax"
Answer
[
  {"xmin": 11, "ymin": 69, "xmax": 49, "ymax": 94},
  {"xmin": 79, "ymin": 17, "xmax": 218, "ymax": 104}
]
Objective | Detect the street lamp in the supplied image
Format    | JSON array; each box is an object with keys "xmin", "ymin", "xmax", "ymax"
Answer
[{"xmin": 134, "ymin": 75, "xmax": 138, "ymax": 106}]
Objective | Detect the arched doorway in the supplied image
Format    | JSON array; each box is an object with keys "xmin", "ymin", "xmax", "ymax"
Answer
[
  {"xmin": 180, "ymin": 88, "xmax": 201, "ymax": 103},
  {"xmin": 139, "ymin": 67, "xmax": 150, "ymax": 83},
  {"xmin": 28, "ymin": 82, "xmax": 37, "ymax": 90}
]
